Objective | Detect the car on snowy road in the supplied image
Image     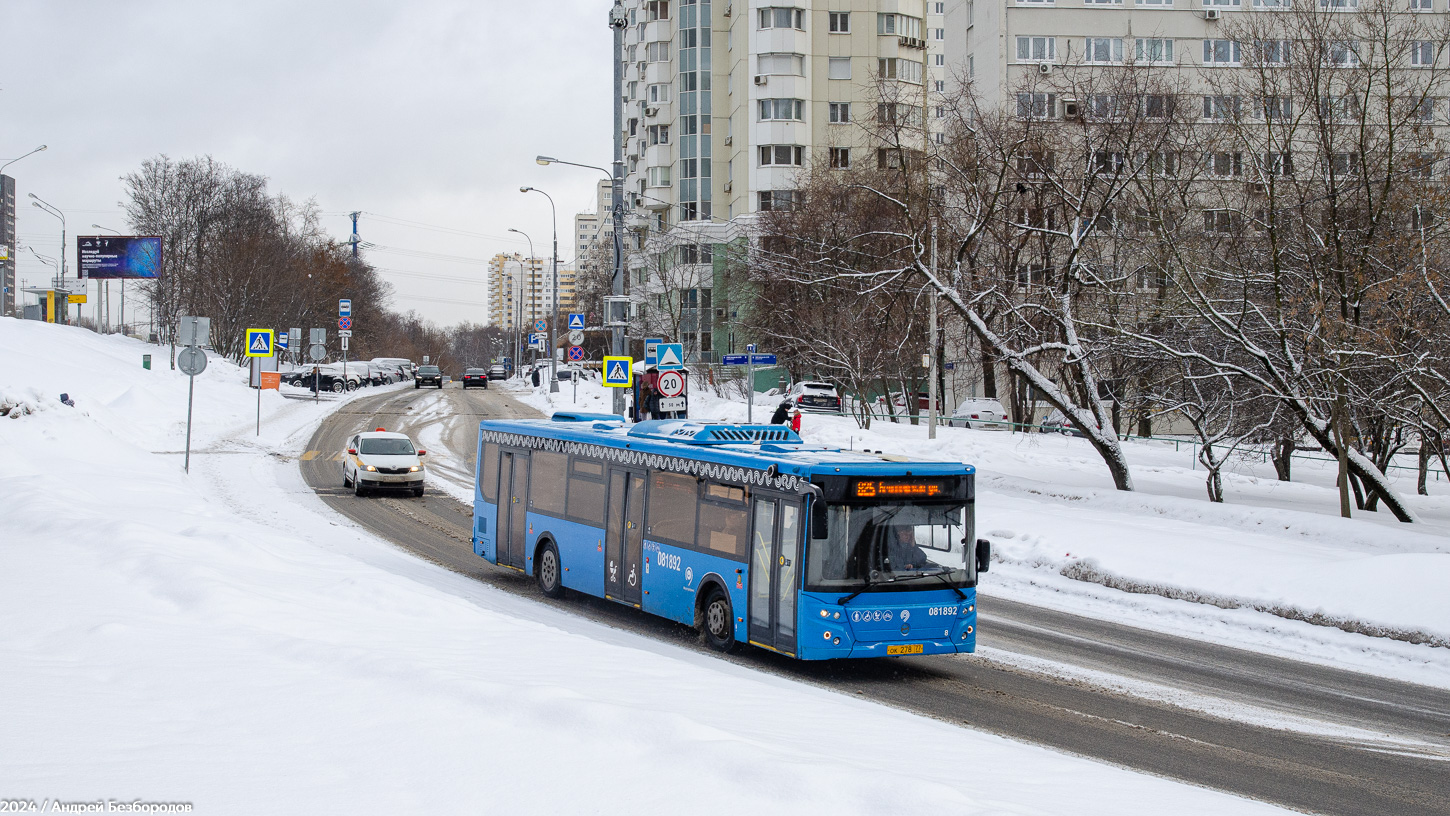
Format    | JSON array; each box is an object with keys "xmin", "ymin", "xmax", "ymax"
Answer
[
  {"xmin": 415, "ymin": 365, "xmax": 445, "ymax": 388},
  {"xmin": 342, "ymin": 430, "xmax": 426, "ymax": 497},
  {"xmin": 461, "ymin": 368, "xmax": 490, "ymax": 389},
  {"xmin": 948, "ymin": 398, "xmax": 1010, "ymax": 431}
]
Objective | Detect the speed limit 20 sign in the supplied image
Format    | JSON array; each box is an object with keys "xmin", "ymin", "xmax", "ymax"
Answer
[{"xmin": 656, "ymin": 370, "xmax": 686, "ymax": 397}]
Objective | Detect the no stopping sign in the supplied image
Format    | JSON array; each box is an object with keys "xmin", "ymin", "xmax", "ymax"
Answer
[{"xmin": 657, "ymin": 370, "xmax": 686, "ymax": 397}]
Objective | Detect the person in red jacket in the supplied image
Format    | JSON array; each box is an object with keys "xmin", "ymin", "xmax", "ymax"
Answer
[{"xmin": 788, "ymin": 405, "xmax": 803, "ymax": 433}]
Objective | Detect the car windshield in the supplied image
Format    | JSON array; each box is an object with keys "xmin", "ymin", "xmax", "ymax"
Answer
[
  {"xmin": 419, "ymin": 366, "xmax": 440, "ymax": 374},
  {"xmin": 806, "ymin": 501, "xmax": 972, "ymax": 591},
  {"xmin": 359, "ymin": 437, "xmax": 415, "ymax": 456},
  {"xmin": 801, "ymin": 383, "xmax": 835, "ymax": 392}
]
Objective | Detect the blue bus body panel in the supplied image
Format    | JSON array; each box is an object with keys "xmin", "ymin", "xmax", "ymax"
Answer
[{"xmin": 471, "ymin": 417, "xmax": 977, "ymax": 660}]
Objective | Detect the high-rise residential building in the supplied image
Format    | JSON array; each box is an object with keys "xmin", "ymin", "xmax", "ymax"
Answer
[
  {"xmin": 616, "ymin": 0, "xmax": 932, "ymax": 361},
  {"xmin": 486, "ymin": 252, "xmax": 577, "ymax": 332},
  {"xmin": 1, "ymin": 175, "xmax": 15, "ymax": 317}
]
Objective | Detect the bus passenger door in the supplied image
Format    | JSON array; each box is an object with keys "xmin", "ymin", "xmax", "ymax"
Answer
[
  {"xmin": 605, "ymin": 469, "xmax": 645, "ymax": 606},
  {"xmin": 748, "ymin": 495, "xmax": 802, "ymax": 655},
  {"xmin": 500, "ymin": 451, "xmax": 529, "ymax": 570}
]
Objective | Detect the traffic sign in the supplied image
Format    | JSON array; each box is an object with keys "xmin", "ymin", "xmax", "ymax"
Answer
[
  {"xmin": 568, "ymin": 330, "xmax": 585, "ymax": 345},
  {"xmin": 567, "ymin": 345, "xmax": 586, "ymax": 362},
  {"xmin": 722, "ymin": 353, "xmax": 777, "ymax": 366},
  {"xmin": 603, "ymin": 356, "xmax": 633, "ymax": 388},
  {"xmin": 310, "ymin": 328, "xmax": 326, "ymax": 345},
  {"xmin": 245, "ymin": 329, "xmax": 274, "ymax": 358},
  {"xmin": 533, "ymin": 319, "xmax": 547, "ymax": 333},
  {"xmin": 178, "ymin": 346, "xmax": 208, "ymax": 376},
  {"xmin": 721, "ymin": 354, "xmax": 747, "ymax": 366},
  {"xmin": 290, "ymin": 328, "xmax": 302, "ymax": 346},
  {"xmin": 656, "ymin": 343, "xmax": 685, "ymax": 370},
  {"xmin": 309, "ymin": 343, "xmax": 327, "ymax": 362},
  {"xmin": 277, "ymin": 333, "xmax": 289, "ymax": 350},
  {"xmin": 749, "ymin": 354, "xmax": 777, "ymax": 366},
  {"xmin": 644, "ymin": 338, "xmax": 662, "ymax": 366},
  {"xmin": 568, "ymin": 313, "xmax": 585, "ymax": 331},
  {"xmin": 657, "ymin": 369, "xmax": 686, "ymax": 397},
  {"xmin": 339, "ymin": 299, "xmax": 352, "ymax": 317},
  {"xmin": 338, "ymin": 316, "xmax": 352, "ymax": 331},
  {"xmin": 530, "ymin": 332, "xmax": 546, "ymax": 350},
  {"xmin": 338, "ymin": 330, "xmax": 352, "ymax": 338}
]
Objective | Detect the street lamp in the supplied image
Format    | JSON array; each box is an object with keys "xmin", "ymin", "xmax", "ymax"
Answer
[
  {"xmin": 0, "ymin": 145, "xmax": 47, "ymax": 176},
  {"xmin": 507, "ymin": 227, "xmax": 533, "ymax": 379},
  {"xmin": 520, "ymin": 185, "xmax": 560, "ymax": 393},
  {"xmin": 536, "ymin": 153, "xmax": 626, "ymax": 413},
  {"xmin": 29, "ymin": 193, "xmax": 72, "ymax": 323}
]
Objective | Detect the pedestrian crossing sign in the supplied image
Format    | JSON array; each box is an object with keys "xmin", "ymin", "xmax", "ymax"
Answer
[
  {"xmin": 245, "ymin": 329, "xmax": 274, "ymax": 358},
  {"xmin": 603, "ymin": 356, "xmax": 633, "ymax": 388}
]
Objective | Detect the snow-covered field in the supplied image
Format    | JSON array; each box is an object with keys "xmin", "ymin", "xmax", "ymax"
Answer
[
  {"xmin": 1, "ymin": 317, "xmax": 1301, "ymax": 814},
  {"xmin": 513, "ymin": 371, "xmax": 1450, "ymax": 690}
]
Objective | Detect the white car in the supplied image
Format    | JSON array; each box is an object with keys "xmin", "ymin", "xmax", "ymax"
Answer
[
  {"xmin": 342, "ymin": 430, "xmax": 427, "ymax": 497},
  {"xmin": 948, "ymin": 398, "xmax": 1010, "ymax": 430},
  {"xmin": 786, "ymin": 381, "xmax": 843, "ymax": 413}
]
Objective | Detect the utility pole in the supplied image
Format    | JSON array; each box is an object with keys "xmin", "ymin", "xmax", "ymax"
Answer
[
  {"xmin": 350, "ymin": 212, "xmax": 360, "ymax": 258},
  {"xmin": 610, "ymin": 0, "xmax": 628, "ymax": 417},
  {"xmin": 928, "ymin": 231, "xmax": 939, "ymax": 440}
]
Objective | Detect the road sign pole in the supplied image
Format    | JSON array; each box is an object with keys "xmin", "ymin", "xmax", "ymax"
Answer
[
  {"xmin": 745, "ymin": 343, "xmax": 756, "ymax": 425},
  {"xmin": 185, "ymin": 374, "xmax": 195, "ymax": 474}
]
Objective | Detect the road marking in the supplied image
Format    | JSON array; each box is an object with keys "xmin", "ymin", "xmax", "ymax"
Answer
[
  {"xmin": 331, "ymin": 452, "xmax": 344, "ymax": 461},
  {"xmin": 301, "ymin": 451, "xmax": 320, "ymax": 460}
]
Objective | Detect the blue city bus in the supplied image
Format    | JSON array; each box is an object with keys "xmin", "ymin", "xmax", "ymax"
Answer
[{"xmin": 470, "ymin": 414, "xmax": 989, "ymax": 660}]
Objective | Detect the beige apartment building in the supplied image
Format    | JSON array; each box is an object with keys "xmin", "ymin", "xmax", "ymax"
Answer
[{"xmin": 486, "ymin": 253, "xmax": 576, "ymax": 332}]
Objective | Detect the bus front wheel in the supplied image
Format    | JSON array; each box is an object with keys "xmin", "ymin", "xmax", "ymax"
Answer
[
  {"xmin": 536, "ymin": 543, "xmax": 564, "ymax": 599},
  {"xmin": 700, "ymin": 587, "xmax": 736, "ymax": 653}
]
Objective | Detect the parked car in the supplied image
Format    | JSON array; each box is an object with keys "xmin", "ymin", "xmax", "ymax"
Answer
[
  {"xmin": 786, "ymin": 381, "xmax": 843, "ymax": 413},
  {"xmin": 1040, "ymin": 408, "xmax": 1104, "ymax": 438},
  {"xmin": 371, "ymin": 358, "xmax": 415, "ymax": 381},
  {"xmin": 341, "ymin": 430, "xmax": 426, "ymax": 497},
  {"xmin": 317, "ymin": 363, "xmax": 364, "ymax": 393},
  {"xmin": 461, "ymin": 368, "xmax": 490, "ymax": 389},
  {"xmin": 415, "ymin": 365, "xmax": 445, "ymax": 388},
  {"xmin": 487, "ymin": 364, "xmax": 508, "ymax": 381},
  {"xmin": 948, "ymin": 398, "xmax": 1010, "ymax": 430}
]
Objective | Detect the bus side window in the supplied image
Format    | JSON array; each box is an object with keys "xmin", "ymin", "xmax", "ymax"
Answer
[
  {"xmin": 530, "ymin": 451, "xmax": 569, "ymax": 515},
  {"xmin": 567, "ymin": 457, "xmax": 606, "ymax": 525},
  {"xmin": 481, "ymin": 443, "xmax": 500, "ymax": 502},
  {"xmin": 698, "ymin": 483, "xmax": 748, "ymax": 559},
  {"xmin": 646, "ymin": 471, "xmax": 698, "ymax": 547}
]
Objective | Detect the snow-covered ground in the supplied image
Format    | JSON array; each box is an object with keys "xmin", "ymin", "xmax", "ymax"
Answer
[
  {"xmin": 1, "ymin": 317, "xmax": 1301, "ymax": 814},
  {"xmin": 512, "ymin": 372, "xmax": 1450, "ymax": 690}
]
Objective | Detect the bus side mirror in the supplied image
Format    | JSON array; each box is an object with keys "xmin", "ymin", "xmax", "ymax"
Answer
[
  {"xmin": 976, "ymin": 539, "xmax": 991, "ymax": 573},
  {"xmin": 810, "ymin": 502, "xmax": 828, "ymax": 540}
]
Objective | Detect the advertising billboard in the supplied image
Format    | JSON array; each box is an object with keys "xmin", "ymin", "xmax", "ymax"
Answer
[{"xmin": 76, "ymin": 236, "xmax": 163, "ymax": 279}]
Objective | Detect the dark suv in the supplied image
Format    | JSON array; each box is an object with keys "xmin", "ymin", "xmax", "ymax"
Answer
[{"xmin": 415, "ymin": 365, "xmax": 444, "ymax": 388}]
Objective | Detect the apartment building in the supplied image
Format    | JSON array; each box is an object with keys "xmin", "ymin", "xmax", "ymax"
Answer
[
  {"xmin": 615, "ymin": 0, "xmax": 935, "ymax": 360},
  {"xmin": 486, "ymin": 253, "xmax": 562, "ymax": 332}
]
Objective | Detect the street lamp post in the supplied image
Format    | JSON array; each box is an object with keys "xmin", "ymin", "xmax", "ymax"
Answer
[
  {"xmin": 520, "ymin": 186, "xmax": 560, "ymax": 393},
  {"xmin": 507, "ymin": 228, "xmax": 533, "ymax": 379},
  {"xmin": 92, "ymin": 224, "xmax": 122, "ymax": 334},
  {"xmin": 535, "ymin": 153, "xmax": 625, "ymax": 412},
  {"xmin": 29, "ymin": 193, "xmax": 69, "ymax": 323}
]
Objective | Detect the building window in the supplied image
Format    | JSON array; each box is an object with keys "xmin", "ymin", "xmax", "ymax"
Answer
[
  {"xmin": 1135, "ymin": 38, "xmax": 1174, "ymax": 65},
  {"xmin": 1411, "ymin": 41, "xmax": 1436, "ymax": 67},
  {"xmin": 829, "ymin": 102, "xmax": 851, "ymax": 123},
  {"xmin": 1139, "ymin": 151, "xmax": 1179, "ymax": 177},
  {"xmin": 1259, "ymin": 95, "xmax": 1293, "ymax": 119},
  {"xmin": 1202, "ymin": 95, "xmax": 1241, "ymax": 120},
  {"xmin": 879, "ymin": 57, "xmax": 924, "ymax": 83},
  {"xmin": 829, "ymin": 11, "xmax": 850, "ymax": 32},
  {"xmin": 647, "ymin": 166, "xmax": 672, "ymax": 187},
  {"xmin": 1329, "ymin": 152, "xmax": 1361, "ymax": 176},
  {"xmin": 758, "ymin": 190, "xmax": 798, "ymax": 211},
  {"xmin": 1411, "ymin": 0, "xmax": 1433, "ymax": 10},
  {"xmin": 1203, "ymin": 210, "xmax": 1238, "ymax": 233},
  {"xmin": 877, "ymin": 148, "xmax": 907, "ymax": 169},
  {"xmin": 758, "ymin": 52, "xmax": 805, "ymax": 75},
  {"xmin": 1258, "ymin": 39, "xmax": 1290, "ymax": 65},
  {"xmin": 759, "ymin": 7, "xmax": 805, "ymax": 29},
  {"xmin": 935, "ymin": 79, "xmax": 946, "ymax": 92},
  {"xmin": 1089, "ymin": 94, "xmax": 1122, "ymax": 119},
  {"xmin": 1140, "ymin": 93, "xmax": 1175, "ymax": 117},
  {"xmin": 1321, "ymin": 0, "xmax": 1359, "ymax": 7},
  {"xmin": 878, "ymin": 14, "xmax": 922, "ymax": 39},
  {"xmin": 829, "ymin": 147, "xmax": 851, "ymax": 168},
  {"xmin": 759, "ymin": 145, "xmax": 805, "ymax": 166},
  {"xmin": 759, "ymin": 98, "xmax": 805, "ymax": 121},
  {"xmin": 828, "ymin": 57, "xmax": 852, "ymax": 79},
  {"xmin": 1253, "ymin": 0, "xmax": 1288, "ymax": 7},
  {"xmin": 647, "ymin": 124, "xmax": 670, "ymax": 144},
  {"xmin": 1016, "ymin": 36, "xmax": 1057, "ymax": 62},
  {"xmin": 1204, "ymin": 0, "xmax": 1240, "ymax": 5},
  {"xmin": 877, "ymin": 102, "xmax": 923, "ymax": 125},
  {"xmin": 645, "ymin": 0, "xmax": 670, "ymax": 21},
  {"xmin": 1084, "ymin": 0, "xmax": 1123, "ymax": 4},
  {"xmin": 1207, "ymin": 151, "xmax": 1243, "ymax": 177},
  {"xmin": 1262, "ymin": 152, "xmax": 1294, "ymax": 176},
  {"xmin": 935, "ymin": 54, "xmax": 945, "ymax": 66},
  {"xmin": 1410, "ymin": 97, "xmax": 1436, "ymax": 122},
  {"xmin": 1085, "ymin": 37, "xmax": 1124, "ymax": 63},
  {"xmin": 647, "ymin": 83, "xmax": 671, "ymax": 103},
  {"xmin": 935, "ymin": 2, "xmax": 946, "ymax": 13},
  {"xmin": 1329, "ymin": 41, "xmax": 1361, "ymax": 66},
  {"xmin": 646, "ymin": 41, "xmax": 671, "ymax": 62},
  {"xmin": 1203, "ymin": 39, "xmax": 1242, "ymax": 66},
  {"xmin": 1017, "ymin": 93, "xmax": 1056, "ymax": 119},
  {"xmin": 1139, "ymin": 0, "xmax": 1172, "ymax": 5}
]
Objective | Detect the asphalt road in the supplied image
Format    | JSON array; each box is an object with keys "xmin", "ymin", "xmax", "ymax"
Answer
[{"xmin": 301, "ymin": 383, "xmax": 1450, "ymax": 816}]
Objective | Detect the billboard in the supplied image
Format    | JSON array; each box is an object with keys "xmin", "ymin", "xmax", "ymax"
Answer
[{"xmin": 76, "ymin": 236, "xmax": 163, "ymax": 279}]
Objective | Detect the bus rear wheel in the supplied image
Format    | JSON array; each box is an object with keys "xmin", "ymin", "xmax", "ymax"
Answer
[
  {"xmin": 536, "ymin": 543, "xmax": 564, "ymax": 599},
  {"xmin": 700, "ymin": 587, "xmax": 736, "ymax": 653}
]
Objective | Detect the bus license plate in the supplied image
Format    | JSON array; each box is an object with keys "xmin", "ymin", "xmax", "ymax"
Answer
[{"xmin": 887, "ymin": 644, "xmax": 924, "ymax": 655}]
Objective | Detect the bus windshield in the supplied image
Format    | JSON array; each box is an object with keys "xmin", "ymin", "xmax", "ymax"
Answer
[{"xmin": 806, "ymin": 502, "xmax": 971, "ymax": 591}]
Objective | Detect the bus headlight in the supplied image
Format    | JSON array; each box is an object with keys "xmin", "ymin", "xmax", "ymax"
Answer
[
  {"xmin": 833, "ymin": 637, "xmax": 841, "ymax": 645},
  {"xmin": 819, "ymin": 609, "xmax": 829, "ymax": 618},
  {"xmin": 823, "ymin": 631, "xmax": 832, "ymax": 640}
]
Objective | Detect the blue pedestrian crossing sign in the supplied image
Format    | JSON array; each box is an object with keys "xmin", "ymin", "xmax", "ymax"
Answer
[
  {"xmin": 245, "ymin": 329, "xmax": 274, "ymax": 358},
  {"xmin": 655, "ymin": 343, "xmax": 685, "ymax": 370},
  {"xmin": 568, "ymin": 313, "xmax": 585, "ymax": 331},
  {"xmin": 603, "ymin": 356, "xmax": 633, "ymax": 388}
]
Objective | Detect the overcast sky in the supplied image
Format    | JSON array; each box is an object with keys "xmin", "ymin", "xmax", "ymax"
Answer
[{"xmin": 3, "ymin": 0, "xmax": 613, "ymax": 327}]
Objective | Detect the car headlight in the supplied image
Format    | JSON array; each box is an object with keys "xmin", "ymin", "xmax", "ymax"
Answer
[
  {"xmin": 409, "ymin": 465, "xmax": 421, "ymax": 472},
  {"xmin": 365, "ymin": 465, "xmax": 377, "ymax": 472}
]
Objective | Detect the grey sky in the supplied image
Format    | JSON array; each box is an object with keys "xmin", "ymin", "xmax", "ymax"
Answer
[{"xmin": 3, "ymin": 0, "xmax": 613, "ymax": 327}]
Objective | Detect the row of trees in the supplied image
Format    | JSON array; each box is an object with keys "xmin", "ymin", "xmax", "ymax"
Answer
[
  {"xmin": 742, "ymin": 0, "xmax": 1450, "ymax": 520},
  {"xmin": 124, "ymin": 155, "xmax": 499, "ymax": 371}
]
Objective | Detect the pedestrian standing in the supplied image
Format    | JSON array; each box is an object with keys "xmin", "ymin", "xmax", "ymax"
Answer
[
  {"xmin": 789, "ymin": 406, "xmax": 803, "ymax": 434},
  {"xmin": 770, "ymin": 399, "xmax": 791, "ymax": 425}
]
